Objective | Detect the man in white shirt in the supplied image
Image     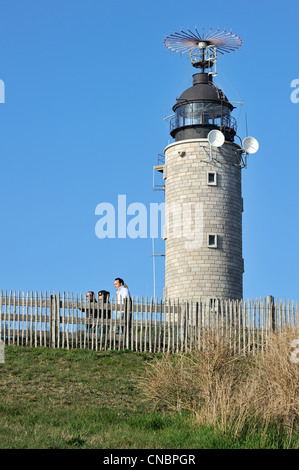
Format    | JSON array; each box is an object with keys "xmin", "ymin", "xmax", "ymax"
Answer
[
  {"xmin": 114, "ymin": 278, "xmax": 130, "ymax": 334},
  {"xmin": 114, "ymin": 278, "xmax": 130, "ymax": 300}
]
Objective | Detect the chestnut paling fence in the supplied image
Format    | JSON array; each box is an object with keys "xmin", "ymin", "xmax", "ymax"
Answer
[{"xmin": 0, "ymin": 291, "xmax": 298, "ymax": 354}]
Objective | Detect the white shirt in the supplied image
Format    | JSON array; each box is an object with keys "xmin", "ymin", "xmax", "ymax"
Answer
[{"xmin": 116, "ymin": 285, "xmax": 130, "ymax": 301}]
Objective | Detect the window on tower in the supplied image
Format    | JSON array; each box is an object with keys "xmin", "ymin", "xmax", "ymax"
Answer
[
  {"xmin": 207, "ymin": 234, "xmax": 218, "ymax": 248},
  {"xmin": 207, "ymin": 172, "xmax": 217, "ymax": 186}
]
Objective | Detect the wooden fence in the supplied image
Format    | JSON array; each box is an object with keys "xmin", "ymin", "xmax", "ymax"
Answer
[{"xmin": 0, "ymin": 291, "xmax": 298, "ymax": 354}]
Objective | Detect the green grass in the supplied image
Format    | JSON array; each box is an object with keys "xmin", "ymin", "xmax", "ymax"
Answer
[{"xmin": 0, "ymin": 346, "xmax": 297, "ymax": 449}]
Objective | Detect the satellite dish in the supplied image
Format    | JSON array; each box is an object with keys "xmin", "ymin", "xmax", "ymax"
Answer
[
  {"xmin": 242, "ymin": 136, "xmax": 259, "ymax": 154},
  {"xmin": 208, "ymin": 130, "xmax": 225, "ymax": 147}
]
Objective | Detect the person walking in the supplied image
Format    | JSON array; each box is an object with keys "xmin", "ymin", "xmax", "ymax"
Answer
[
  {"xmin": 114, "ymin": 278, "xmax": 130, "ymax": 301},
  {"xmin": 114, "ymin": 278, "xmax": 130, "ymax": 334}
]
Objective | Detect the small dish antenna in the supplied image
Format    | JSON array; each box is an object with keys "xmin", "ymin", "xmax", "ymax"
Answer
[
  {"xmin": 208, "ymin": 130, "xmax": 225, "ymax": 147},
  {"xmin": 241, "ymin": 136, "xmax": 259, "ymax": 168},
  {"xmin": 242, "ymin": 136, "xmax": 259, "ymax": 154},
  {"xmin": 207, "ymin": 130, "xmax": 225, "ymax": 161}
]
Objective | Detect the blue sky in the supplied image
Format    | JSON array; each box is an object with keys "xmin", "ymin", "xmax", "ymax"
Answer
[{"xmin": 0, "ymin": 0, "xmax": 298, "ymax": 301}]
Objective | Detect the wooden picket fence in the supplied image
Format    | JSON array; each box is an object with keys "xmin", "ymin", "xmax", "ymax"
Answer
[{"xmin": 0, "ymin": 291, "xmax": 298, "ymax": 354}]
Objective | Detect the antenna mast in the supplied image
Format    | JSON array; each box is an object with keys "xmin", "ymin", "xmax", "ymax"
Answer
[{"xmin": 164, "ymin": 27, "xmax": 242, "ymax": 77}]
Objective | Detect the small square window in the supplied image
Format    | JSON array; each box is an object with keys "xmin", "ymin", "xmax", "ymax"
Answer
[
  {"xmin": 207, "ymin": 171, "xmax": 217, "ymax": 186},
  {"xmin": 207, "ymin": 234, "xmax": 218, "ymax": 248}
]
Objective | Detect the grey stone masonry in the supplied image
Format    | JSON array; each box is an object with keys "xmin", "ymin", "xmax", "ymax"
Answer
[{"xmin": 164, "ymin": 138, "xmax": 243, "ymax": 301}]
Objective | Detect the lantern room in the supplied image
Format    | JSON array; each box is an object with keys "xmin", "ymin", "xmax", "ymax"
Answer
[{"xmin": 170, "ymin": 72, "xmax": 237, "ymax": 142}]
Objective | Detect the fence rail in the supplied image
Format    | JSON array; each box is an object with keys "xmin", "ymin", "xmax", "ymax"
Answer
[{"xmin": 0, "ymin": 291, "xmax": 298, "ymax": 354}]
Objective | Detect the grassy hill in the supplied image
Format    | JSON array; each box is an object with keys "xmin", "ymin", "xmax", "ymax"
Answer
[{"xmin": 0, "ymin": 346, "xmax": 298, "ymax": 449}]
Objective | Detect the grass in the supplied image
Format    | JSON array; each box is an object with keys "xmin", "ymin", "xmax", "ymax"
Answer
[
  {"xmin": 138, "ymin": 330, "xmax": 299, "ymax": 449},
  {"xmin": 0, "ymin": 345, "xmax": 298, "ymax": 449}
]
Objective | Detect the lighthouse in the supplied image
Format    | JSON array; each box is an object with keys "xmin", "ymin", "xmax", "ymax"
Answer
[{"xmin": 160, "ymin": 28, "xmax": 257, "ymax": 302}]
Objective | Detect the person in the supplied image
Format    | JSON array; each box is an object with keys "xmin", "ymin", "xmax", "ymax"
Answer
[
  {"xmin": 86, "ymin": 291, "xmax": 95, "ymax": 302},
  {"xmin": 114, "ymin": 278, "xmax": 130, "ymax": 334},
  {"xmin": 98, "ymin": 290, "xmax": 110, "ymax": 302},
  {"xmin": 98, "ymin": 290, "xmax": 111, "ymax": 320},
  {"xmin": 114, "ymin": 278, "xmax": 130, "ymax": 301},
  {"xmin": 82, "ymin": 291, "xmax": 97, "ymax": 333}
]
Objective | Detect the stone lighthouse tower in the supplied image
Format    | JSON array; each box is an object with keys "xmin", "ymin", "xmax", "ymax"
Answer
[{"xmin": 162, "ymin": 28, "xmax": 247, "ymax": 302}]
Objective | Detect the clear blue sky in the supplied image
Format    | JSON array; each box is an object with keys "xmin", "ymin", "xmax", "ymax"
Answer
[{"xmin": 0, "ymin": 0, "xmax": 298, "ymax": 301}]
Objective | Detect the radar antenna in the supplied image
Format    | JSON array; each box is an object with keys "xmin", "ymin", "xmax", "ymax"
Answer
[{"xmin": 164, "ymin": 27, "xmax": 242, "ymax": 75}]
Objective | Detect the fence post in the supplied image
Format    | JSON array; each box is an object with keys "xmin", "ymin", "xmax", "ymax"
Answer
[
  {"xmin": 125, "ymin": 298, "xmax": 131, "ymax": 350},
  {"xmin": 267, "ymin": 295, "xmax": 275, "ymax": 332},
  {"xmin": 50, "ymin": 293, "xmax": 56, "ymax": 348}
]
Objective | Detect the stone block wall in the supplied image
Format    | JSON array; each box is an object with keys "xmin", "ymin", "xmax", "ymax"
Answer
[{"xmin": 164, "ymin": 138, "xmax": 243, "ymax": 301}]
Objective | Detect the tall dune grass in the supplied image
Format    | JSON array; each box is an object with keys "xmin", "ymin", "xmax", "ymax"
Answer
[{"xmin": 138, "ymin": 329, "xmax": 299, "ymax": 444}]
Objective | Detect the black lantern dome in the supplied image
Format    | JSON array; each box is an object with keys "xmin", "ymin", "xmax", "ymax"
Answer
[{"xmin": 170, "ymin": 72, "xmax": 236, "ymax": 142}]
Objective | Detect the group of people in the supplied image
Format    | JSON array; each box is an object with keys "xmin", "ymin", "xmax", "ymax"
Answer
[
  {"xmin": 85, "ymin": 277, "xmax": 131, "ymax": 305},
  {"xmin": 84, "ymin": 278, "xmax": 131, "ymax": 334}
]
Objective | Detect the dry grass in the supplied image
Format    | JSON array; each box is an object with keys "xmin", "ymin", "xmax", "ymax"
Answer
[
  {"xmin": 250, "ymin": 328, "xmax": 299, "ymax": 435},
  {"xmin": 137, "ymin": 328, "xmax": 299, "ymax": 443}
]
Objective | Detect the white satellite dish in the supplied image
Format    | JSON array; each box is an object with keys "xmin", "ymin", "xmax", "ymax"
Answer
[
  {"xmin": 208, "ymin": 130, "xmax": 225, "ymax": 148},
  {"xmin": 242, "ymin": 136, "xmax": 259, "ymax": 154}
]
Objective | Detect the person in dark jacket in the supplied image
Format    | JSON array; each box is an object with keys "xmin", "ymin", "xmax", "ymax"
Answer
[
  {"xmin": 98, "ymin": 290, "xmax": 111, "ymax": 320},
  {"xmin": 81, "ymin": 291, "xmax": 97, "ymax": 332}
]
